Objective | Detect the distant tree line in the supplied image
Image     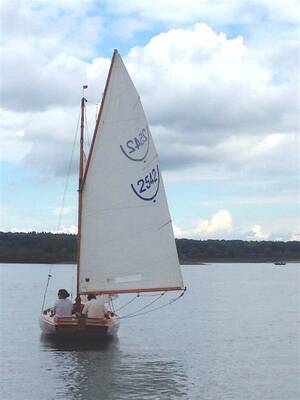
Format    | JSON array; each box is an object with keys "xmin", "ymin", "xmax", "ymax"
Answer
[
  {"xmin": 176, "ymin": 238, "xmax": 300, "ymax": 263},
  {"xmin": 0, "ymin": 232, "xmax": 77, "ymax": 264},
  {"xmin": 0, "ymin": 232, "xmax": 299, "ymax": 264}
]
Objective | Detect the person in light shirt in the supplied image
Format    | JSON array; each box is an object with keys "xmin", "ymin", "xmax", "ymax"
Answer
[
  {"xmin": 53, "ymin": 289, "xmax": 73, "ymax": 318},
  {"xmin": 82, "ymin": 294, "xmax": 109, "ymax": 319}
]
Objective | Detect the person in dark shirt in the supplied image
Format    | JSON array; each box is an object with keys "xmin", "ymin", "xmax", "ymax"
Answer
[{"xmin": 72, "ymin": 295, "xmax": 84, "ymax": 317}]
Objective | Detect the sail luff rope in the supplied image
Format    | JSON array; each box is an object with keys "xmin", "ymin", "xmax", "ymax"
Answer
[{"xmin": 41, "ymin": 111, "xmax": 80, "ymax": 311}]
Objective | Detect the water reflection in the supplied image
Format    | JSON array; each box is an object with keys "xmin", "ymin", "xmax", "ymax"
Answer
[
  {"xmin": 40, "ymin": 334, "xmax": 117, "ymax": 352},
  {"xmin": 40, "ymin": 335, "xmax": 188, "ymax": 400}
]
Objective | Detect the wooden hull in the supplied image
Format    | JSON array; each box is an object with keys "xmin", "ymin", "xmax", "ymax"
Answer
[{"xmin": 39, "ymin": 312, "xmax": 120, "ymax": 339}]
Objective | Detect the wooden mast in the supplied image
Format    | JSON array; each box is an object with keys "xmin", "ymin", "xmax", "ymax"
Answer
[
  {"xmin": 75, "ymin": 53, "xmax": 117, "ymax": 296},
  {"xmin": 76, "ymin": 95, "xmax": 86, "ymax": 295},
  {"xmin": 81, "ymin": 49, "xmax": 117, "ymax": 188}
]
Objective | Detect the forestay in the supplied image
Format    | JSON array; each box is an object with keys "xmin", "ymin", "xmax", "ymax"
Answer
[{"xmin": 79, "ymin": 50, "xmax": 183, "ymax": 294}]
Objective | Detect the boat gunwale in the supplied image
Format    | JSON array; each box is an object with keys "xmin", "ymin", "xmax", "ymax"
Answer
[{"xmin": 40, "ymin": 314, "xmax": 119, "ymax": 327}]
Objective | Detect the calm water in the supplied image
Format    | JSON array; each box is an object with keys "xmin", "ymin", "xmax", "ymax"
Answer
[{"xmin": 0, "ymin": 263, "xmax": 299, "ymax": 400}]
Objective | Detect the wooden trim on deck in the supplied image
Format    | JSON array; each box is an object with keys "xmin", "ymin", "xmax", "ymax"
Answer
[{"xmin": 40, "ymin": 315, "xmax": 118, "ymax": 327}]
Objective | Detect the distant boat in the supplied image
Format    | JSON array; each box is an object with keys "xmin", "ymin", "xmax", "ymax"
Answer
[
  {"xmin": 39, "ymin": 50, "xmax": 185, "ymax": 338},
  {"xmin": 274, "ymin": 261, "xmax": 286, "ymax": 265}
]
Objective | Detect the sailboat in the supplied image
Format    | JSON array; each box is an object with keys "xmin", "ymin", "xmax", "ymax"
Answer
[
  {"xmin": 274, "ymin": 261, "xmax": 286, "ymax": 266},
  {"xmin": 39, "ymin": 50, "xmax": 185, "ymax": 338}
]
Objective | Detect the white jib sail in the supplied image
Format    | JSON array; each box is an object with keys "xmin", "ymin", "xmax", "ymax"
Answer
[{"xmin": 79, "ymin": 50, "xmax": 183, "ymax": 294}]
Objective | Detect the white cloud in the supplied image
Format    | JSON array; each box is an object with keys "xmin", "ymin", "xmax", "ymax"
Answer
[
  {"xmin": 173, "ymin": 214, "xmax": 296, "ymax": 241},
  {"xmin": 0, "ymin": 110, "xmax": 32, "ymax": 163},
  {"xmin": 106, "ymin": 0, "xmax": 300, "ymax": 26},
  {"xmin": 1, "ymin": 12, "xmax": 298, "ymax": 177},
  {"xmin": 206, "ymin": 209, "xmax": 233, "ymax": 233},
  {"xmin": 251, "ymin": 224, "xmax": 270, "ymax": 240},
  {"xmin": 174, "ymin": 209, "xmax": 233, "ymax": 239},
  {"xmin": 126, "ymin": 23, "xmax": 299, "ymax": 140},
  {"xmin": 52, "ymin": 225, "xmax": 77, "ymax": 234},
  {"xmin": 110, "ymin": 17, "xmax": 153, "ymax": 40},
  {"xmin": 291, "ymin": 233, "xmax": 300, "ymax": 241},
  {"xmin": 0, "ymin": 1, "xmax": 299, "ymax": 238},
  {"xmin": 9, "ymin": 228, "xmax": 34, "ymax": 233},
  {"xmin": 173, "ymin": 224, "xmax": 184, "ymax": 238},
  {"xmin": 0, "ymin": 225, "xmax": 77, "ymax": 235},
  {"xmin": 1, "ymin": 0, "xmax": 104, "ymax": 58},
  {"xmin": 0, "ymin": 1, "xmax": 108, "ymax": 113},
  {"xmin": 0, "ymin": 47, "xmax": 107, "ymax": 111}
]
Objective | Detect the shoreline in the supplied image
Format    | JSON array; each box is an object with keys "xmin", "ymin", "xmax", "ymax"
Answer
[
  {"xmin": 1, "ymin": 260, "xmax": 299, "ymax": 265},
  {"xmin": 181, "ymin": 260, "xmax": 300, "ymax": 265}
]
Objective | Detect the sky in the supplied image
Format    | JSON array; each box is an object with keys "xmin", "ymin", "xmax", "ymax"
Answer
[{"xmin": 0, "ymin": 0, "xmax": 299, "ymax": 241}]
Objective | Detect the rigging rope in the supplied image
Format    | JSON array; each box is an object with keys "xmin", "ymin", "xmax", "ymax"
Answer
[
  {"xmin": 40, "ymin": 111, "xmax": 80, "ymax": 310},
  {"xmin": 84, "ymin": 103, "xmax": 91, "ymax": 150},
  {"xmin": 119, "ymin": 288, "xmax": 186, "ymax": 320},
  {"xmin": 119, "ymin": 292, "xmax": 166, "ymax": 319},
  {"xmin": 56, "ymin": 116, "xmax": 80, "ymax": 232},
  {"xmin": 41, "ymin": 274, "xmax": 52, "ymax": 312},
  {"xmin": 114, "ymin": 294, "xmax": 139, "ymax": 312},
  {"xmin": 109, "ymin": 296, "xmax": 116, "ymax": 313}
]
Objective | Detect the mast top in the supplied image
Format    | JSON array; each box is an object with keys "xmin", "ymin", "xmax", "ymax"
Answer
[{"xmin": 82, "ymin": 84, "xmax": 88, "ymax": 98}]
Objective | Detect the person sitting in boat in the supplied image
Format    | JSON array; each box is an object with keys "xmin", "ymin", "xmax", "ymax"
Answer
[
  {"xmin": 81, "ymin": 293, "xmax": 109, "ymax": 319},
  {"xmin": 72, "ymin": 295, "xmax": 84, "ymax": 317},
  {"xmin": 52, "ymin": 289, "xmax": 73, "ymax": 319}
]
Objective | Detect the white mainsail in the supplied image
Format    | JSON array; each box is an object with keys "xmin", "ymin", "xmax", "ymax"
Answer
[{"xmin": 79, "ymin": 50, "xmax": 183, "ymax": 294}]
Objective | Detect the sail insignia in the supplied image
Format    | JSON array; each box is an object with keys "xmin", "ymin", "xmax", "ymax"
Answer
[{"xmin": 119, "ymin": 125, "xmax": 150, "ymax": 162}]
